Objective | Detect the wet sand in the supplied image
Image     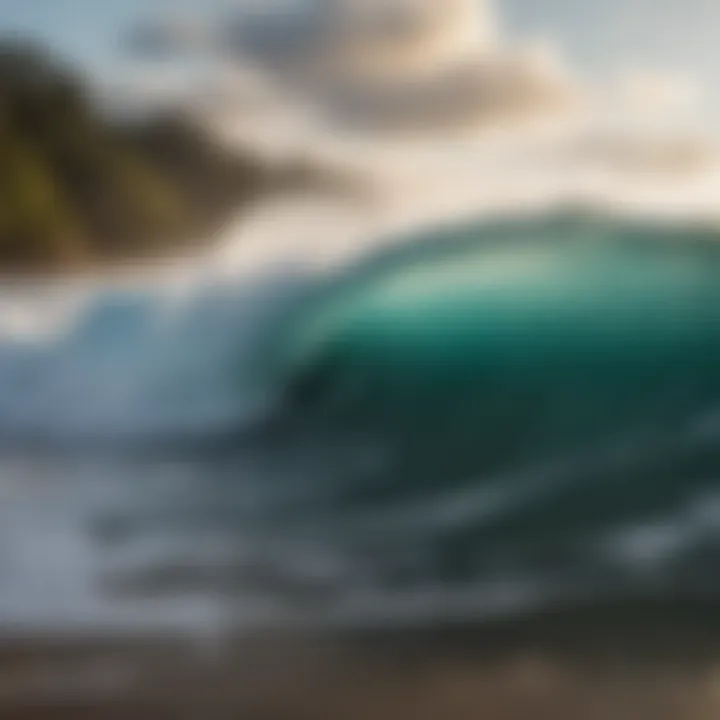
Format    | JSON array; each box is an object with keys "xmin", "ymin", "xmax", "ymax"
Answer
[{"xmin": 5, "ymin": 604, "xmax": 720, "ymax": 719}]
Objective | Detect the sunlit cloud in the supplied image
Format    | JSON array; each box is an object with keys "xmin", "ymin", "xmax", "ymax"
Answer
[
  {"xmin": 128, "ymin": 0, "xmax": 580, "ymax": 135},
  {"xmin": 121, "ymin": 0, "xmax": 720, "ymax": 237}
]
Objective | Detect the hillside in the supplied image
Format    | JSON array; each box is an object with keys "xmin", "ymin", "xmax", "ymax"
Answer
[{"xmin": 0, "ymin": 41, "xmax": 348, "ymax": 272}]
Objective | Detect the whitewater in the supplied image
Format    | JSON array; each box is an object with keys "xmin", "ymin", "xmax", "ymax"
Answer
[{"xmin": 7, "ymin": 130, "xmax": 720, "ymax": 637}]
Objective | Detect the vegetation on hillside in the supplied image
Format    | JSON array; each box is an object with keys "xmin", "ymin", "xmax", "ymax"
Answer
[{"xmin": 0, "ymin": 41, "xmax": 347, "ymax": 272}]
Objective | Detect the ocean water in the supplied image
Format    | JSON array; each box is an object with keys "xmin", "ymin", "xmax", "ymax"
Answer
[{"xmin": 3, "ymin": 211, "xmax": 720, "ymax": 635}]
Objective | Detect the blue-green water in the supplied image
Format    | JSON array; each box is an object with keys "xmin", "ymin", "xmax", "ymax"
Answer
[
  {"xmin": 4, "ymin": 212, "xmax": 720, "ymax": 631},
  {"xmin": 263, "ymin": 214, "xmax": 720, "ymax": 614}
]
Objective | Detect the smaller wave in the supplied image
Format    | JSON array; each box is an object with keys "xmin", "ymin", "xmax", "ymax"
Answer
[{"xmin": 0, "ymin": 270, "xmax": 312, "ymax": 445}]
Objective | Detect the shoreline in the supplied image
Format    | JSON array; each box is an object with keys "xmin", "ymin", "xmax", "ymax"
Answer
[{"xmin": 5, "ymin": 603, "xmax": 720, "ymax": 718}]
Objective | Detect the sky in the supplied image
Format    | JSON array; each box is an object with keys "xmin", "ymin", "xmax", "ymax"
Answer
[
  {"xmin": 3, "ymin": 0, "xmax": 720, "ymax": 268},
  {"xmin": 0, "ymin": 0, "xmax": 718, "ymax": 92},
  {"xmin": 0, "ymin": 0, "xmax": 222, "ymax": 75}
]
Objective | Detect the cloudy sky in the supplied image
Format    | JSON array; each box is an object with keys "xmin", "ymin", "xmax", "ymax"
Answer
[
  {"xmin": 0, "ymin": 0, "xmax": 717, "ymax": 94},
  {"xmin": 4, "ymin": 0, "xmax": 720, "ymax": 269}
]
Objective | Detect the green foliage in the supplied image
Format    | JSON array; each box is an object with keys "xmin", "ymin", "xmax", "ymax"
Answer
[
  {"xmin": 0, "ymin": 40, "xmax": 353, "ymax": 271},
  {"xmin": 0, "ymin": 41, "xmax": 275, "ymax": 271},
  {"xmin": 0, "ymin": 131, "xmax": 86, "ymax": 267}
]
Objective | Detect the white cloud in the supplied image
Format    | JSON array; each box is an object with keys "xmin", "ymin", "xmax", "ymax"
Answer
[
  {"xmin": 129, "ymin": 0, "xmax": 580, "ymax": 135},
  {"xmin": 121, "ymin": 0, "xmax": 720, "ymax": 238},
  {"xmin": 570, "ymin": 128, "xmax": 718, "ymax": 175},
  {"xmin": 223, "ymin": 0, "xmax": 579, "ymax": 133},
  {"xmin": 616, "ymin": 69, "xmax": 704, "ymax": 115},
  {"xmin": 126, "ymin": 11, "xmax": 214, "ymax": 56}
]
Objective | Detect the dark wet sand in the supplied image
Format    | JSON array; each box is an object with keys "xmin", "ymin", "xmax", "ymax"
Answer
[{"xmin": 5, "ymin": 603, "xmax": 720, "ymax": 719}]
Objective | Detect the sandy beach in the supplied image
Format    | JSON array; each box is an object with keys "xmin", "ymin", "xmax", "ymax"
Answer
[{"xmin": 5, "ymin": 605, "xmax": 720, "ymax": 719}]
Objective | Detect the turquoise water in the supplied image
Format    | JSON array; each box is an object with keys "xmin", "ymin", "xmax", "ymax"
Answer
[
  {"xmin": 280, "ymin": 214, "xmax": 720, "ymax": 461},
  {"xmin": 4, "ymin": 212, "xmax": 720, "ymax": 630},
  {"xmin": 258, "ymin": 214, "xmax": 720, "ymax": 607}
]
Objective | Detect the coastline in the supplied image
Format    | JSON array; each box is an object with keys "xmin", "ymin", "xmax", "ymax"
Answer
[{"xmin": 5, "ymin": 604, "xmax": 720, "ymax": 719}]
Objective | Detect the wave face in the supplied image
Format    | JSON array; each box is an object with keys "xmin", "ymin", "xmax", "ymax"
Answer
[{"xmin": 4, "ymin": 212, "xmax": 720, "ymax": 632}]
